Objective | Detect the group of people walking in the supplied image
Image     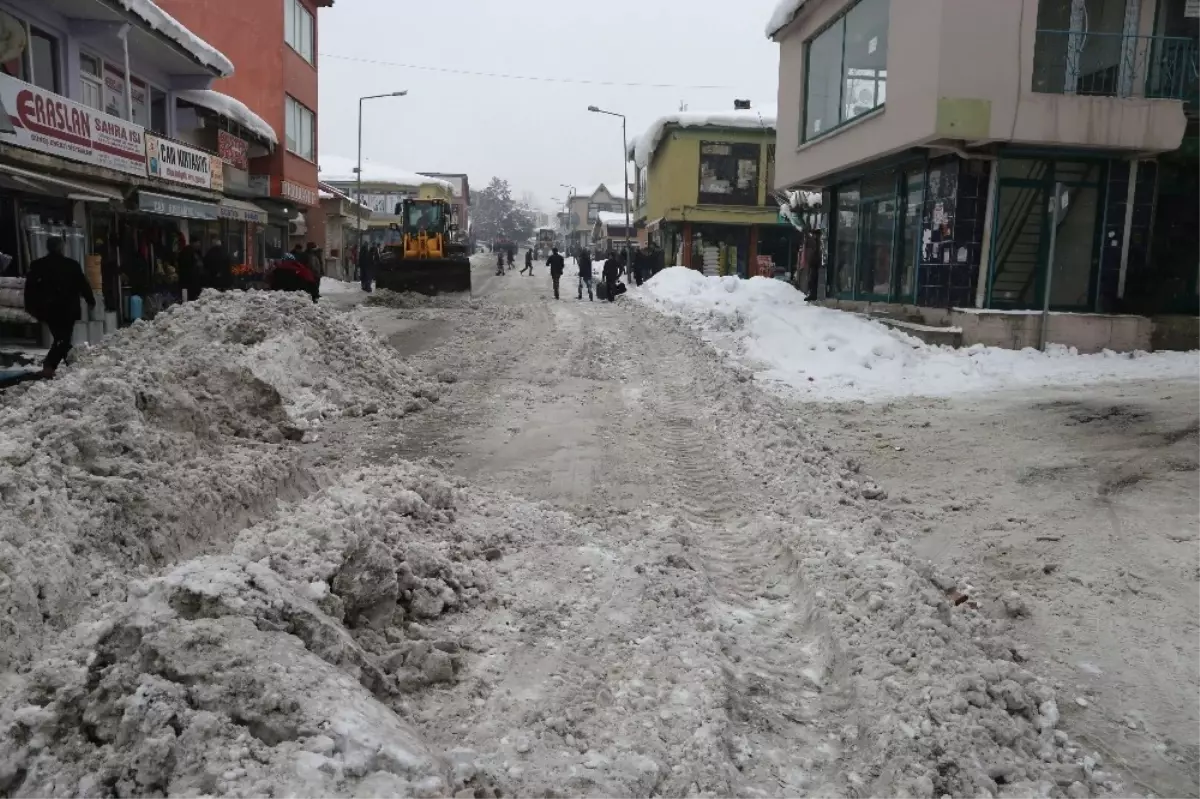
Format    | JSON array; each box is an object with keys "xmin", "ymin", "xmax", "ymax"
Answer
[{"xmin": 541, "ymin": 246, "xmax": 623, "ymax": 302}]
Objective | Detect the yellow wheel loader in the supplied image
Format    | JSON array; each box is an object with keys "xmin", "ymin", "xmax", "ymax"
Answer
[{"xmin": 376, "ymin": 186, "xmax": 471, "ymax": 295}]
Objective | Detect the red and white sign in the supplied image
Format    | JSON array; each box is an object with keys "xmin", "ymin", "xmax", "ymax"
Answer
[
  {"xmin": 218, "ymin": 129, "xmax": 249, "ymax": 170},
  {"xmin": 0, "ymin": 73, "xmax": 146, "ymax": 176},
  {"xmin": 279, "ymin": 179, "xmax": 317, "ymax": 206}
]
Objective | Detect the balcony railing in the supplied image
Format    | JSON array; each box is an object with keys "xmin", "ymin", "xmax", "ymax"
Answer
[{"xmin": 1032, "ymin": 29, "xmax": 1198, "ymax": 102}]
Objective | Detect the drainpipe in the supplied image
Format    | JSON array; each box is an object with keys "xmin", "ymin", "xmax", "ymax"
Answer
[
  {"xmin": 1117, "ymin": 159, "xmax": 1139, "ymax": 299},
  {"xmin": 117, "ymin": 23, "xmax": 133, "ymax": 123},
  {"xmin": 974, "ymin": 162, "xmax": 1001, "ymax": 308}
]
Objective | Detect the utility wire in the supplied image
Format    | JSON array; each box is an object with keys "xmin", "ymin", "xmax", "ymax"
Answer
[{"xmin": 319, "ymin": 53, "xmax": 735, "ymax": 90}]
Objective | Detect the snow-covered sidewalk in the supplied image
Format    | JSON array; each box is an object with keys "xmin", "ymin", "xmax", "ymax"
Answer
[{"xmin": 635, "ymin": 267, "xmax": 1199, "ymax": 402}]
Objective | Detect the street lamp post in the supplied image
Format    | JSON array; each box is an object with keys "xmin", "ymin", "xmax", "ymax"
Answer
[
  {"xmin": 587, "ymin": 106, "xmax": 631, "ymax": 278},
  {"xmin": 559, "ymin": 183, "xmax": 576, "ymax": 253},
  {"xmin": 355, "ymin": 91, "xmax": 407, "ymax": 258}
]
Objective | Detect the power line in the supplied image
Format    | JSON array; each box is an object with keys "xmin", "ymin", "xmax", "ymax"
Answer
[{"xmin": 319, "ymin": 53, "xmax": 735, "ymax": 90}]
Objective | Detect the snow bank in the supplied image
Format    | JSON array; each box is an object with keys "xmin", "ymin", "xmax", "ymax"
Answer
[
  {"xmin": 766, "ymin": 0, "xmax": 810, "ymax": 37},
  {"xmin": 119, "ymin": 0, "xmax": 234, "ymax": 76},
  {"xmin": 632, "ymin": 106, "xmax": 777, "ymax": 168},
  {"xmin": 0, "ymin": 291, "xmax": 437, "ymax": 668},
  {"xmin": 319, "ymin": 155, "xmax": 455, "ymax": 193},
  {"xmin": 636, "ymin": 267, "xmax": 1199, "ymax": 401},
  {"xmin": 0, "ymin": 460, "xmax": 558, "ymax": 796},
  {"xmin": 174, "ymin": 89, "xmax": 277, "ymax": 145}
]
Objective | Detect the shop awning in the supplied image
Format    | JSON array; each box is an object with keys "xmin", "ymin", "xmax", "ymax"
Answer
[
  {"xmin": 0, "ymin": 163, "xmax": 123, "ymax": 203},
  {"xmin": 137, "ymin": 191, "xmax": 220, "ymax": 221},
  {"xmin": 218, "ymin": 198, "xmax": 270, "ymax": 225}
]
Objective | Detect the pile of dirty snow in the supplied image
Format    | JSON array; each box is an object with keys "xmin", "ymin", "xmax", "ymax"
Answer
[
  {"xmin": 636, "ymin": 268, "xmax": 1199, "ymax": 401},
  {"xmin": 0, "ymin": 461, "xmax": 570, "ymax": 798},
  {"xmin": 0, "ymin": 290, "xmax": 436, "ymax": 670}
]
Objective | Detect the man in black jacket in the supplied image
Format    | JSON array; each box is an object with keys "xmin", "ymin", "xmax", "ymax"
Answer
[
  {"xmin": 576, "ymin": 248, "xmax": 593, "ymax": 301},
  {"xmin": 521, "ymin": 248, "xmax": 534, "ymax": 276},
  {"xmin": 602, "ymin": 257, "xmax": 621, "ymax": 303},
  {"xmin": 203, "ymin": 244, "xmax": 232, "ymax": 290},
  {"xmin": 178, "ymin": 240, "xmax": 205, "ymax": 301},
  {"xmin": 24, "ymin": 237, "xmax": 95, "ymax": 377},
  {"xmin": 546, "ymin": 247, "xmax": 565, "ymax": 299}
]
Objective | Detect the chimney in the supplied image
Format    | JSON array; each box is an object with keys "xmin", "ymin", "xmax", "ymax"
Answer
[{"xmin": 734, "ymin": 99, "xmax": 751, "ymax": 110}]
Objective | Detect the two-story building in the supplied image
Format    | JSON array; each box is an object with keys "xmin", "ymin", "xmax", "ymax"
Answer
[
  {"xmin": 156, "ymin": 0, "xmax": 330, "ymax": 251},
  {"xmin": 565, "ymin": 184, "xmax": 626, "ymax": 255},
  {"xmin": 0, "ymin": 0, "xmax": 283, "ymax": 329},
  {"xmin": 629, "ymin": 105, "xmax": 802, "ymax": 278},
  {"xmin": 769, "ymin": 0, "xmax": 1198, "ymax": 334}
]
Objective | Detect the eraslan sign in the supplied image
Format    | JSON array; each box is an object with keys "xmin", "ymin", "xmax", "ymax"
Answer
[
  {"xmin": 0, "ymin": 73, "xmax": 146, "ymax": 176},
  {"xmin": 147, "ymin": 134, "xmax": 212, "ymax": 189}
]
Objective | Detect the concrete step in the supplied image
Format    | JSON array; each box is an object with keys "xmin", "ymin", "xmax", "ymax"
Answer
[{"xmin": 868, "ymin": 315, "xmax": 964, "ymax": 348}]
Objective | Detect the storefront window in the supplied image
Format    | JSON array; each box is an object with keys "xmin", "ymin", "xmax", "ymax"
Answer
[
  {"xmin": 803, "ymin": 0, "xmax": 889, "ymax": 141},
  {"xmin": 224, "ymin": 221, "xmax": 247, "ymax": 267},
  {"xmin": 698, "ymin": 142, "xmax": 761, "ymax": 206},
  {"xmin": 859, "ymin": 174, "xmax": 897, "ymax": 297},
  {"xmin": 899, "ymin": 169, "xmax": 924, "ymax": 299},
  {"xmin": 834, "ymin": 185, "xmax": 860, "ymax": 294}
]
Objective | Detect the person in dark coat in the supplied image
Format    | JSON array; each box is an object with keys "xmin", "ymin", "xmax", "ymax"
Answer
[
  {"xmin": 521, "ymin": 248, "xmax": 534, "ymax": 276},
  {"xmin": 269, "ymin": 253, "xmax": 320, "ymax": 302},
  {"xmin": 358, "ymin": 242, "xmax": 376, "ymax": 292},
  {"xmin": 203, "ymin": 244, "xmax": 232, "ymax": 290},
  {"xmin": 602, "ymin": 257, "xmax": 621, "ymax": 303},
  {"xmin": 23, "ymin": 236, "xmax": 95, "ymax": 376},
  {"xmin": 304, "ymin": 242, "xmax": 323, "ymax": 278},
  {"xmin": 546, "ymin": 247, "xmax": 565, "ymax": 299},
  {"xmin": 178, "ymin": 240, "xmax": 205, "ymax": 301},
  {"xmin": 576, "ymin": 248, "xmax": 593, "ymax": 301}
]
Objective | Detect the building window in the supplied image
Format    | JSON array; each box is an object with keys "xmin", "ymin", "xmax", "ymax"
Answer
[
  {"xmin": 79, "ymin": 52, "xmax": 103, "ymax": 111},
  {"xmin": 28, "ymin": 27, "xmax": 60, "ymax": 92},
  {"xmin": 766, "ymin": 144, "xmax": 776, "ymax": 196},
  {"xmin": 803, "ymin": 0, "xmax": 889, "ymax": 141},
  {"xmin": 1, "ymin": 23, "xmax": 61, "ymax": 92},
  {"xmin": 285, "ymin": 0, "xmax": 314, "ymax": 63},
  {"xmin": 150, "ymin": 86, "xmax": 168, "ymax": 134},
  {"xmin": 698, "ymin": 141, "xmax": 760, "ymax": 206},
  {"xmin": 285, "ymin": 95, "xmax": 315, "ymax": 160}
]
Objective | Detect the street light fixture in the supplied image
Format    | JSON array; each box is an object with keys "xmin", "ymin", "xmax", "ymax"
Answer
[
  {"xmin": 587, "ymin": 106, "xmax": 631, "ymax": 277},
  {"xmin": 355, "ymin": 91, "xmax": 408, "ymax": 257}
]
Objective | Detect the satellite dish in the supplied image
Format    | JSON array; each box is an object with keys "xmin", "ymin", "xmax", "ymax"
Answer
[{"xmin": 0, "ymin": 10, "xmax": 27, "ymax": 66}]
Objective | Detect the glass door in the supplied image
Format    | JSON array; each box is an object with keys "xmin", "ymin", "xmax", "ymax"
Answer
[
  {"xmin": 894, "ymin": 169, "xmax": 924, "ymax": 302},
  {"xmin": 857, "ymin": 173, "xmax": 897, "ymax": 300}
]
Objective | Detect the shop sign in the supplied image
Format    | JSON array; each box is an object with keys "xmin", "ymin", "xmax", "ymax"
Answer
[
  {"xmin": 0, "ymin": 73, "xmax": 146, "ymax": 176},
  {"xmin": 247, "ymin": 174, "xmax": 271, "ymax": 197},
  {"xmin": 138, "ymin": 191, "xmax": 219, "ymax": 220},
  {"xmin": 218, "ymin": 130, "xmax": 249, "ymax": 170},
  {"xmin": 279, "ymin": 179, "xmax": 318, "ymax": 206},
  {"xmin": 146, "ymin": 134, "xmax": 212, "ymax": 189},
  {"xmin": 219, "ymin": 201, "xmax": 268, "ymax": 225},
  {"xmin": 209, "ymin": 156, "xmax": 225, "ymax": 193}
]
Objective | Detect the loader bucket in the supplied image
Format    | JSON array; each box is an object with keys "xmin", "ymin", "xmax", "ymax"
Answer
[{"xmin": 375, "ymin": 255, "xmax": 472, "ymax": 295}]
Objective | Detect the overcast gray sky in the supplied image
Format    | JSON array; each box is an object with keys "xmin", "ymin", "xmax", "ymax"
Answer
[{"xmin": 317, "ymin": 0, "xmax": 781, "ymax": 211}]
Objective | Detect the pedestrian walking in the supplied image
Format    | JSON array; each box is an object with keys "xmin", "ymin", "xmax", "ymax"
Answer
[
  {"xmin": 577, "ymin": 248, "xmax": 594, "ymax": 301},
  {"xmin": 495, "ymin": 250, "xmax": 505, "ymax": 276},
  {"xmin": 203, "ymin": 243, "xmax": 232, "ymax": 290},
  {"xmin": 23, "ymin": 236, "xmax": 95, "ymax": 377},
  {"xmin": 506, "ymin": 248, "xmax": 515, "ymax": 270},
  {"xmin": 304, "ymin": 242, "xmax": 323, "ymax": 279},
  {"xmin": 546, "ymin": 247, "xmax": 565, "ymax": 299},
  {"xmin": 521, "ymin": 249, "xmax": 534, "ymax": 276},
  {"xmin": 359, "ymin": 242, "xmax": 376, "ymax": 292},
  {"xmin": 178, "ymin": 240, "xmax": 205, "ymax": 301},
  {"xmin": 269, "ymin": 252, "xmax": 320, "ymax": 302},
  {"xmin": 602, "ymin": 256, "xmax": 621, "ymax": 303}
]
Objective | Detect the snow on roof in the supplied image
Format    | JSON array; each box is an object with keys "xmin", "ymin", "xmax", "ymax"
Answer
[
  {"xmin": 175, "ymin": 89, "xmax": 277, "ymax": 145},
  {"xmin": 596, "ymin": 211, "xmax": 630, "ymax": 226},
  {"xmin": 631, "ymin": 106, "xmax": 777, "ymax": 168},
  {"xmin": 766, "ymin": 0, "xmax": 810, "ymax": 38},
  {"xmin": 319, "ymin": 154, "xmax": 454, "ymax": 193},
  {"xmin": 118, "ymin": 0, "xmax": 235, "ymax": 76}
]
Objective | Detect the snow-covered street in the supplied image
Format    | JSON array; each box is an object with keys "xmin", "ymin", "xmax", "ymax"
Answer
[{"xmin": 1, "ymin": 254, "xmax": 1196, "ymax": 797}]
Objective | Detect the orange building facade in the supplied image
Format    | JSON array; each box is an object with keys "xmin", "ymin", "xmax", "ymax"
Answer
[{"xmin": 156, "ymin": 0, "xmax": 329, "ymax": 248}]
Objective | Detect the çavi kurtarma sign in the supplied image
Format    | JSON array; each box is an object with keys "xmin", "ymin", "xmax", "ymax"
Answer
[
  {"xmin": 146, "ymin": 134, "xmax": 212, "ymax": 189},
  {"xmin": 0, "ymin": 73, "xmax": 146, "ymax": 176}
]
